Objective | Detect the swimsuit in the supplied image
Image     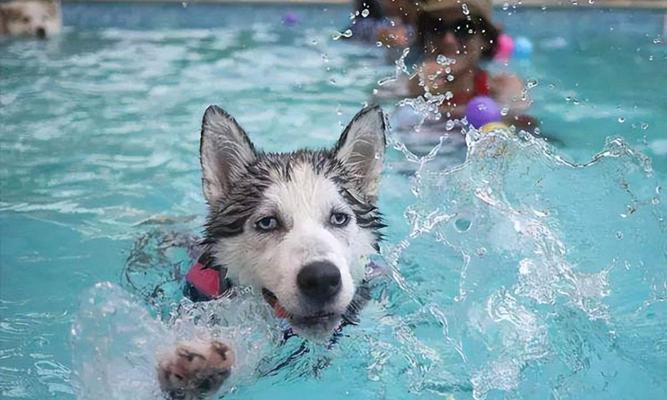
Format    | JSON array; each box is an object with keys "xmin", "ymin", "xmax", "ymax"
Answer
[{"xmin": 448, "ymin": 69, "xmax": 491, "ymax": 106}]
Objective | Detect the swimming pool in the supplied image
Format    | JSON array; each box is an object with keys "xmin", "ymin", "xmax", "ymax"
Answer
[{"xmin": 1, "ymin": 2, "xmax": 666, "ymax": 399}]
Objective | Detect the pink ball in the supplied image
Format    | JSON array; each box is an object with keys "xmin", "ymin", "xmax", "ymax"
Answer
[{"xmin": 494, "ymin": 33, "xmax": 514, "ymax": 61}]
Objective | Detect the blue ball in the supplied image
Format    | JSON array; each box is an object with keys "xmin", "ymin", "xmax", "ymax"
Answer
[{"xmin": 513, "ymin": 36, "xmax": 533, "ymax": 59}]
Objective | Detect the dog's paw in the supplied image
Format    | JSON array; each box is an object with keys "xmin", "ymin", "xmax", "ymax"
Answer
[{"xmin": 157, "ymin": 340, "xmax": 234, "ymax": 400}]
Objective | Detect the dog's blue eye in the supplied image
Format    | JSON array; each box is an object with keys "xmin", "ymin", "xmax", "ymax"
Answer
[
  {"xmin": 256, "ymin": 217, "xmax": 279, "ymax": 232},
  {"xmin": 330, "ymin": 212, "xmax": 350, "ymax": 227}
]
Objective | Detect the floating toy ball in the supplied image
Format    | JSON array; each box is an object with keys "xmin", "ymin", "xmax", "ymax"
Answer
[
  {"xmin": 513, "ymin": 36, "xmax": 533, "ymax": 60},
  {"xmin": 465, "ymin": 96, "xmax": 508, "ymax": 134},
  {"xmin": 466, "ymin": 96, "xmax": 501, "ymax": 128},
  {"xmin": 281, "ymin": 11, "xmax": 300, "ymax": 26},
  {"xmin": 494, "ymin": 33, "xmax": 514, "ymax": 61}
]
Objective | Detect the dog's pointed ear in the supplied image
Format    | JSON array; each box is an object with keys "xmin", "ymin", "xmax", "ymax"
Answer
[
  {"xmin": 334, "ymin": 106, "xmax": 386, "ymax": 202},
  {"xmin": 200, "ymin": 105, "xmax": 256, "ymax": 205}
]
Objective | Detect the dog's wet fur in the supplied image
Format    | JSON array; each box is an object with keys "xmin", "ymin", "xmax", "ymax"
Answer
[
  {"xmin": 157, "ymin": 105, "xmax": 386, "ymax": 398},
  {"xmin": 0, "ymin": 0, "xmax": 61, "ymax": 39},
  {"xmin": 158, "ymin": 340, "xmax": 234, "ymax": 400}
]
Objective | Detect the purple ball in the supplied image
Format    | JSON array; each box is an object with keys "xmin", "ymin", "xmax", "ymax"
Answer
[
  {"xmin": 465, "ymin": 96, "xmax": 502, "ymax": 129},
  {"xmin": 282, "ymin": 12, "xmax": 300, "ymax": 26}
]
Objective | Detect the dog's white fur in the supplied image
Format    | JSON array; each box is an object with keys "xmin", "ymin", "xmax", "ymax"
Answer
[
  {"xmin": 0, "ymin": 0, "xmax": 61, "ymax": 38},
  {"xmin": 200, "ymin": 105, "xmax": 385, "ymax": 337},
  {"xmin": 211, "ymin": 162, "xmax": 378, "ymax": 330}
]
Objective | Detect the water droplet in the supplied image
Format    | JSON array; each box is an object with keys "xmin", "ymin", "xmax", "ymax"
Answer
[
  {"xmin": 329, "ymin": 78, "xmax": 337, "ymax": 85},
  {"xmin": 361, "ymin": 8, "xmax": 370, "ymax": 18},
  {"xmin": 181, "ymin": 1, "xmax": 188, "ymax": 8},
  {"xmin": 436, "ymin": 55, "xmax": 455, "ymax": 65},
  {"xmin": 502, "ymin": 2, "xmax": 510, "ymax": 11},
  {"xmin": 378, "ymin": 76, "xmax": 396, "ymax": 86},
  {"xmin": 616, "ymin": 231, "xmax": 623, "ymax": 240},
  {"xmin": 332, "ymin": 29, "xmax": 353, "ymax": 40},
  {"xmin": 445, "ymin": 120, "xmax": 455, "ymax": 131},
  {"xmin": 461, "ymin": 3, "xmax": 470, "ymax": 15},
  {"xmin": 624, "ymin": 260, "xmax": 632, "ymax": 270},
  {"xmin": 640, "ymin": 122, "xmax": 649, "ymax": 130},
  {"xmin": 526, "ymin": 79, "xmax": 538, "ymax": 89},
  {"xmin": 446, "ymin": 74, "xmax": 454, "ymax": 82},
  {"xmin": 618, "ymin": 117, "xmax": 625, "ymax": 123},
  {"xmin": 653, "ymin": 37, "xmax": 662, "ymax": 44},
  {"xmin": 455, "ymin": 218, "xmax": 472, "ymax": 232},
  {"xmin": 500, "ymin": 107, "xmax": 510, "ymax": 116}
]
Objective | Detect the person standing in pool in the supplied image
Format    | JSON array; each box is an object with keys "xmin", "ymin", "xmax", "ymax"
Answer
[
  {"xmin": 346, "ymin": 0, "xmax": 419, "ymax": 55},
  {"xmin": 410, "ymin": 0, "xmax": 532, "ymax": 125},
  {"xmin": 346, "ymin": 0, "xmax": 389, "ymax": 43},
  {"xmin": 375, "ymin": 0, "xmax": 419, "ymax": 49}
]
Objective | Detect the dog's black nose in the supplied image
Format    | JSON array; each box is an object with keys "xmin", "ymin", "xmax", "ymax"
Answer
[
  {"xmin": 36, "ymin": 27, "xmax": 46, "ymax": 38},
  {"xmin": 297, "ymin": 261, "xmax": 341, "ymax": 303}
]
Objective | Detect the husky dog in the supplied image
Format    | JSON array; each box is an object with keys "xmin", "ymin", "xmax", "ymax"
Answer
[
  {"xmin": 158, "ymin": 105, "xmax": 386, "ymax": 399},
  {"xmin": 0, "ymin": 0, "xmax": 61, "ymax": 38}
]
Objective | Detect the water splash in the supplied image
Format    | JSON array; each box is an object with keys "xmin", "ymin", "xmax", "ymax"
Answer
[
  {"xmin": 376, "ymin": 125, "xmax": 666, "ymax": 398},
  {"xmin": 71, "ymin": 282, "xmax": 283, "ymax": 399}
]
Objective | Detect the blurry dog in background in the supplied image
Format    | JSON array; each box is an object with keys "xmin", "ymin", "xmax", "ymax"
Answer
[{"xmin": 0, "ymin": 0, "xmax": 61, "ymax": 38}]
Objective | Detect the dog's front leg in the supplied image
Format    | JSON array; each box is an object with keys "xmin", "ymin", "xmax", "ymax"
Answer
[{"xmin": 157, "ymin": 340, "xmax": 234, "ymax": 400}]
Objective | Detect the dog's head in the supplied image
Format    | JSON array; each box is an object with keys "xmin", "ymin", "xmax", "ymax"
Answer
[
  {"xmin": 0, "ymin": 0, "xmax": 61, "ymax": 38},
  {"xmin": 199, "ymin": 105, "xmax": 385, "ymax": 339}
]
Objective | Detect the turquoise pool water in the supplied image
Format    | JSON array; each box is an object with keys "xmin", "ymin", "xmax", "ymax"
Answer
[{"xmin": 1, "ymin": 3, "xmax": 666, "ymax": 399}]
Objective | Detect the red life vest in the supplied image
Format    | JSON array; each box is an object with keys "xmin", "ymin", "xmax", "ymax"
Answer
[{"xmin": 185, "ymin": 261, "xmax": 224, "ymax": 299}]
